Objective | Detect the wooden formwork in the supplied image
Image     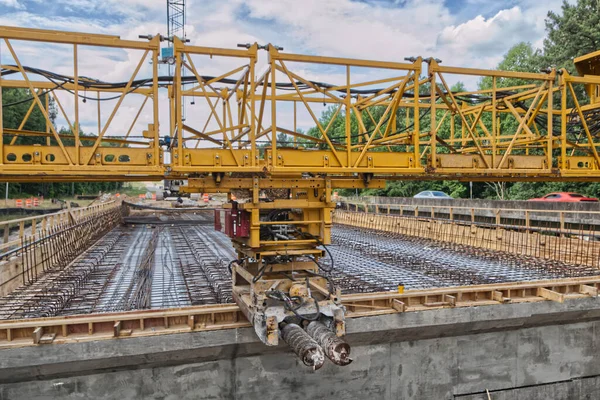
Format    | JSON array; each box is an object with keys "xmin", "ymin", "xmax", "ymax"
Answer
[
  {"xmin": 0, "ymin": 200, "xmax": 120, "ymax": 252},
  {"xmin": 0, "ymin": 206, "xmax": 599, "ymax": 349},
  {"xmin": 0, "ymin": 276, "xmax": 599, "ymax": 349}
]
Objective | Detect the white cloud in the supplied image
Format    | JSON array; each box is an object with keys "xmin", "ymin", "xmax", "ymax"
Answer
[
  {"xmin": 241, "ymin": 0, "xmax": 453, "ymax": 60},
  {"xmin": 0, "ymin": 0, "xmax": 24, "ymax": 10},
  {"xmin": 432, "ymin": 1, "xmax": 564, "ymax": 87},
  {"xmin": 436, "ymin": 7, "xmax": 537, "ymax": 67}
]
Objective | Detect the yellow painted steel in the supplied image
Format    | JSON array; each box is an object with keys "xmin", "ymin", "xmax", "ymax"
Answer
[
  {"xmin": 1, "ymin": 25, "xmax": 600, "ymax": 249},
  {"xmin": 0, "ymin": 26, "xmax": 597, "ymax": 180}
]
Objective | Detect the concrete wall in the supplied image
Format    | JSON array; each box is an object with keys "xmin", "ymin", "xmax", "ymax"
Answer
[{"xmin": 2, "ymin": 298, "xmax": 600, "ymax": 399}]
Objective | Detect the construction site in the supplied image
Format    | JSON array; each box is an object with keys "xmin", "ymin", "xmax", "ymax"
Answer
[{"xmin": 0, "ymin": 1, "xmax": 600, "ymax": 397}]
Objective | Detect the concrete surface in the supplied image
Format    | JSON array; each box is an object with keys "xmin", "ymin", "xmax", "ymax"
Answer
[{"xmin": 2, "ymin": 298, "xmax": 600, "ymax": 399}]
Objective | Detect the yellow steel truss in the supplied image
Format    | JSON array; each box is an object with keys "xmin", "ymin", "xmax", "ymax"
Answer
[{"xmin": 0, "ymin": 26, "xmax": 597, "ymax": 182}]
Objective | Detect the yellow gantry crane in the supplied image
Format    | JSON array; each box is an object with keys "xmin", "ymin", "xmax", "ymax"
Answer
[{"xmin": 0, "ymin": 26, "xmax": 599, "ymax": 368}]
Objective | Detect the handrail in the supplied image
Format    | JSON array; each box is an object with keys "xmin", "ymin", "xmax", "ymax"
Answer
[
  {"xmin": 339, "ymin": 200, "xmax": 600, "ymax": 238},
  {"xmin": 341, "ymin": 197, "xmax": 600, "ymax": 215},
  {"xmin": 0, "ymin": 200, "xmax": 119, "ymax": 252}
]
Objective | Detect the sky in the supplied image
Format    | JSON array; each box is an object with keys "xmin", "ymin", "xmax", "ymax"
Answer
[{"xmin": 0, "ymin": 0, "xmax": 571, "ymax": 138}]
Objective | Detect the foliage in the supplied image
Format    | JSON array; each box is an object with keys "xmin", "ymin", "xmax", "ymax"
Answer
[
  {"xmin": 5, "ymin": 1, "xmax": 600, "ymax": 201},
  {"xmin": 2, "ymin": 89, "xmax": 56, "ymax": 145},
  {"xmin": 341, "ymin": 180, "xmax": 469, "ymax": 198},
  {"xmin": 479, "ymin": 43, "xmax": 542, "ymax": 90},
  {"xmin": 1, "ymin": 88, "xmax": 122, "ymax": 198},
  {"xmin": 543, "ymin": 0, "xmax": 600, "ymax": 73}
]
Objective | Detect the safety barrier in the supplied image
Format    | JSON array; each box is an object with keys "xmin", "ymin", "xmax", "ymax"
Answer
[
  {"xmin": 0, "ymin": 200, "xmax": 122, "ymax": 297},
  {"xmin": 340, "ymin": 200, "xmax": 600, "ymax": 233},
  {"xmin": 0, "ymin": 200, "xmax": 121, "ymax": 252},
  {"xmin": 334, "ymin": 210, "xmax": 600, "ymax": 269}
]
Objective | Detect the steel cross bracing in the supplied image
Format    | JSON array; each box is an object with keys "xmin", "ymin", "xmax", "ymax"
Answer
[
  {"xmin": 0, "ymin": 26, "xmax": 598, "ymax": 181},
  {"xmin": 167, "ymin": 1, "xmax": 186, "ymax": 43}
]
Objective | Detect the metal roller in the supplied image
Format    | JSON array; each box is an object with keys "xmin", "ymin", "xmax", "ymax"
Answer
[
  {"xmin": 306, "ymin": 321, "xmax": 352, "ymax": 366},
  {"xmin": 281, "ymin": 323, "xmax": 325, "ymax": 370}
]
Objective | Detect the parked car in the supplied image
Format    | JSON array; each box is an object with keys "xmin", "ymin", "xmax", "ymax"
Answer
[
  {"xmin": 413, "ymin": 191, "xmax": 452, "ymax": 199},
  {"xmin": 528, "ymin": 192, "xmax": 598, "ymax": 202}
]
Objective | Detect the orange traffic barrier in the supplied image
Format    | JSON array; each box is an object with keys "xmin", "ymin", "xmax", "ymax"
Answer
[
  {"xmin": 25, "ymin": 199, "xmax": 32, "ymax": 208},
  {"xmin": 152, "ymin": 193, "xmax": 157, "ymax": 201},
  {"xmin": 138, "ymin": 194, "xmax": 145, "ymax": 199},
  {"xmin": 15, "ymin": 199, "xmax": 23, "ymax": 208},
  {"xmin": 203, "ymin": 193, "xmax": 209, "ymax": 203},
  {"xmin": 33, "ymin": 198, "xmax": 39, "ymax": 207}
]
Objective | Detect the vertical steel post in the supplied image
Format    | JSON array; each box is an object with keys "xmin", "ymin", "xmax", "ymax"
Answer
[{"xmin": 74, "ymin": 44, "xmax": 80, "ymax": 165}]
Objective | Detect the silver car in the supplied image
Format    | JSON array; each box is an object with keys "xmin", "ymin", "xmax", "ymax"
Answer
[{"xmin": 413, "ymin": 190, "xmax": 452, "ymax": 199}]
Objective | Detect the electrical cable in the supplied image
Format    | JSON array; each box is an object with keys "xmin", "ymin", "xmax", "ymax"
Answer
[
  {"xmin": 303, "ymin": 266, "xmax": 335, "ymax": 294},
  {"xmin": 265, "ymin": 288, "xmax": 321, "ymax": 321},
  {"xmin": 8, "ymin": 63, "xmax": 600, "ymax": 144},
  {"xmin": 252, "ymin": 259, "xmax": 270, "ymax": 283},
  {"xmin": 1, "ymin": 64, "xmax": 522, "ymax": 107},
  {"xmin": 299, "ymin": 231, "xmax": 335, "ymax": 273},
  {"xmin": 227, "ymin": 258, "xmax": 247, "ymax": 275}
]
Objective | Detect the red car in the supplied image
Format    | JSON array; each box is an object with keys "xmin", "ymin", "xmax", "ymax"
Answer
[{"xmin": 528, "ymin": 192, "xmax": 599, "ymax": 202}]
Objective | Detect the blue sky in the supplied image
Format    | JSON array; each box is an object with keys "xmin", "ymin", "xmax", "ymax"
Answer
[
  {"xmin": 0, "ymin": 0, "xmax": 567, "ymax": 66},
  {"xmin": 444, "ymin": 0, "xmax": 522, "ymax": 18},
  {"xmin": 0, "ymin": 0, "xmax": 571, "ymax": 135}
]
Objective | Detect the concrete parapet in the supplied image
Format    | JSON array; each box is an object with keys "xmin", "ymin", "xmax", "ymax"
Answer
[{"xmin": 1, "ymin": 298, "xmax": 600, "ymax": 399}]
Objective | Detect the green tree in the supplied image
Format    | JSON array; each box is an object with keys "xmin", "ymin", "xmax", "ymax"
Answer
[
  {"xmin": 2, "ymin": 88, "xmax": 57, "ymax": 145},
  {"xmin": 316, "ymin": 0, "xmax": 600, "ymax": 201},
  {"xmin": 479, "ymin": 42, "xmax": 542, "ymax": 90},
  {"xmin": 475, "ymin": 40, "xmax": 600, "ymax": 199},
  {"xmin": 544, "ymin": 0, "xmax": 600, "ymax": 73}
]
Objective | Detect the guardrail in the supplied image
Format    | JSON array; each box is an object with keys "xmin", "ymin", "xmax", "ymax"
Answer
[
  {"xmin": 334, "ymin": 208, "xmax": 600, "ymax": 269},
  {"xmin": 0, "ymin": 201, "xmax": 119, "ymax": 253},
  {"xmin": 339, "ymin": 200, "xmax": 600, "ymax": 235},
  {"xmin": 0, "ymin": 200, "xmax": 122, "ymax": 297},
  {"xmin": 344, "ymin": 196, "xmax": 600, "ymax": 212}
]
